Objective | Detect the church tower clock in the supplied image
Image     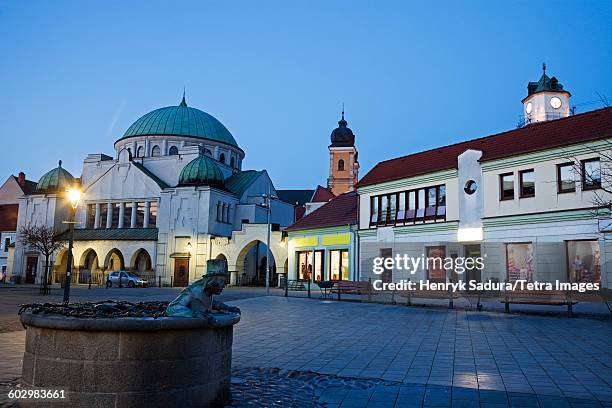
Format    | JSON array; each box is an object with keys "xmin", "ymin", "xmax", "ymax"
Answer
[
  {"xmin": 522, "ymin": 63, "xmax": 571, "ymax": 125},
  {"xmin": 327, "ymin": 110, "xmax": 359, "ymax": 195}
]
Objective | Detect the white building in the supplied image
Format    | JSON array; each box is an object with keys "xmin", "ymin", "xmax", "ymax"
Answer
[
  {"xmin": 11, "ymin": 96, "xmax": 294, "ymax": 287},
  {"xmin": 357, "ymin": 70, "xmax": 612, "ymax": 288}
]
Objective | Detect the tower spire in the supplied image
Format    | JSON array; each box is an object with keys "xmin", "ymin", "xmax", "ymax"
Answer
[
  {"xmin": 180, "ymin": 87, "xmax": 187, "ymax": 107},
  {"xmin": 542, "ymin": 62, "xmax": 546, "ymax": 75},
  {"xmin": 341, "ymin": 103, "xmax": 344, "ymax": 121}
]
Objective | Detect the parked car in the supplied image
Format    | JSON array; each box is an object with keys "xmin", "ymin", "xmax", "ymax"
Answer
[{"xmin": 106, "ymin": 271, "xmax": 148, "ymax": 288}]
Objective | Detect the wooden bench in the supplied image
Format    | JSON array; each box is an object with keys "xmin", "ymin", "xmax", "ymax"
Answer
[
  {"xmin": 400, "ymin": 289, "xmax": 459, "ymax": 308},
  {"xmin": 501, "ymin": 290, "xmax": 576, "ymax": 316},
  {"xmin": 331, "ymin": 281, "xmax": 371, "ymax": 295}
]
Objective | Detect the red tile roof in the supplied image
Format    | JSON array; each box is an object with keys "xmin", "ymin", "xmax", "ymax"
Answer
[
  {"xmin": 311, "ymin": 185, "xmax": 335, "ymax": 202},
  {"xmin": 285, "ymin": 192, "xmax": 358, "ymax": 231},
  {"xmin": 0, "ymin": 204, "xmax": 19, "ymax": 231},
  {"xmin": 358, "ymin": 107, "xmax": 612, "ymax": 188}
]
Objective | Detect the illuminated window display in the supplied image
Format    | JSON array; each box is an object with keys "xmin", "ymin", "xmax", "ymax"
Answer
[
  {"xmin": 567, "ymin": 240, "xmax": 600, "ymax": 283},
  {"xmin": 506, "ymin": 243, "xmax": 534, "ymax": 282},
  {"xmin": 426, "ymin": 246, "xmax": 446, "ymax": 282}
]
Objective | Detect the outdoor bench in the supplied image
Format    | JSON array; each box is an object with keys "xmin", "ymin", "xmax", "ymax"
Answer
[
  {"xmin": 331, "ymin": 280, "xmax": 371, "ymax": 295},
  {"xmin": 399, "ymin": 288, "xmax": 459, "ymax": 308},
  {"xmin": 501, "ymin": 290, "xmax": 576, "ymax": 316},
  {"xmin": 287, "ymin": 280, "xmax": 306, "ymax": 291}
]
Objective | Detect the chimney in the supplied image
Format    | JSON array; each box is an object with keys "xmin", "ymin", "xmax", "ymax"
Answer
[{"xmin": 17, "ymin": 172, "xmax": 26, "ymax": 187}]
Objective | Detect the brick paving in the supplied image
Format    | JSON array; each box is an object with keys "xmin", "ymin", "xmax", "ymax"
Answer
[{"xmin": 0, "ymin": 294, "xmax": 610, "ymax": 407}]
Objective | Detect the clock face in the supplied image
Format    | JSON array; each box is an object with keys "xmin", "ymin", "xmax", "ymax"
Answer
[
  {"xmin": 525, "ymin": 102, "xmax": 533, "ymax": 114},
  {"xmin": 550, "ymin": 97, "xmax": 562, "ymax": 109}
]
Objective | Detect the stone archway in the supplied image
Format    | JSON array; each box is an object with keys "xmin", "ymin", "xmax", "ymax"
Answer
[
  {"xmin": 235, "ymin": 240, "xmax": 276, "ymax": 286},
  {"xmin": 53, "ymin": 249, "xmax": 75, "ymax": 284},
  {"xmin": 103, "ymin": 248, "xmax": 125, "ymax": 272},
  {"xmin": 131, "ymin": 249, "xmax": 152, "ymax": 276},
  {"xmin": 78, "ymin": 249, "xmax": 102, "ymax": 284}
]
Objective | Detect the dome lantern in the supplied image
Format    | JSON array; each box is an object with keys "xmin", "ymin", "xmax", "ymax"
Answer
[
  {"xmin": 36, "ymin": 160, "xmax": 76, "ymax": 193},
  {"xmin": 178, "ymin": 151, "xmax": 225, "ymax": 188}
]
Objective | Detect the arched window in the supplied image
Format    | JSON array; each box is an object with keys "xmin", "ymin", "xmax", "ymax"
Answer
[
  {"xmin": 216, "ymin": 202, "xmax": 221, "ymax": 221},
  {"xmin": 230, "ymin": 157, "xmax": 235, "ymax": 168},
  {"xmin": 168, "ymin": 146, "xmax": 178, "ymax": 155},
  {"xmin": 219, "ymin": 153, "xmax": 226, "ymax": 164},
  {"xmin": 151, "ymin": 145, "xmax": 161, "ymax": 157},
  {"xmin": 204, "ymin": 148, "xmax": 213, "ymax": 157},
  {"xmin": 136, "ymin": 146, "xmax": 144, "ymax": 158},
  {"xmin": 337, "ymin": 159, "xmax": 345, "ymax": 171}
]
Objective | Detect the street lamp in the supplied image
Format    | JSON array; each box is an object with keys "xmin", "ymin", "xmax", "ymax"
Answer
[
  {"xmin": 262, "ymin": 191, "xmax": 277, "ymax": 295},
  {"xmin": 63, "ymin": 188, "xmax": 81, "ymax": 303}
]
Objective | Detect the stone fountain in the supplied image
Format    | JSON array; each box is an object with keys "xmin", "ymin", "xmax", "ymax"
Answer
[{"xmin": 19, "ymin": 261, "xmax": 240, "ymax": 407}]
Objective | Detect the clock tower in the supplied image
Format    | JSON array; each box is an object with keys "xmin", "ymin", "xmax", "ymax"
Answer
[
  {"xmin": 522, "ymin": 64, "xmax": 571, "ymax": 125},
  {"xmin": 327, "ymin": 110, "xmax": 359, "ymax": 195}
]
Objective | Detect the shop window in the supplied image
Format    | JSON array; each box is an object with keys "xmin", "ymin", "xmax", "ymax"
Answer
[
  {"xmin": 557, "ymin": 163, "xmax": 576, "ymax": 193},
  {"xmin": 519, "ymin": 169, "xmax": 535, "ymax": 198},
  {"xmin": 581, "ymin": 158, "xmax": 601, "ymax": 190},
  {"xmin": 505, "ymin": 243, "xmax": 534, "ymax": 282},
  {"xmin": 313, "ymin": 250, "xmax": 324, "ymax": 282},
  {"xmin": 500, "ymin": 173, "xmax": 514, "ymax": 200},
  {"xmin": 379, "ymin": 248, "xmax": 391, "ymax": 283},
  {"xmin": 329, "ymin": 249, "xmax": 349, "ymax": 281},
  {"xmin": 426, "ymin": 246, "xmax": 446, "ymax": 282},
  {"xmin": 567, "ymin": 240, "xmax": 600, "ymax": 283},
  {"xmin": 297, "ymin": 251, "xmax": 312, "ymax": 281}
]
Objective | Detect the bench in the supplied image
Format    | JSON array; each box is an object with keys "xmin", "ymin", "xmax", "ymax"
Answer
[
  {"xmin": 400, "ymin": 289, "xmax": 459, "ymax": 308},
  {"xmin": 287, "ymin": 280, "xmax": 306, "ymax": 291},
  {"xmin": 501, "ymin": 290, "xmax": 576, "ymax": 316},
  {"xmin": 331, "ymin": 281, "xmax": 371, "ymax": 295}
]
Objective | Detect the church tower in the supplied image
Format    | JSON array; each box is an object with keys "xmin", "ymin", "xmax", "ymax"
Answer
[
  {"xmin": 327, "ymin": 110, "xmax": 359, "ymax": 195},
  {"xmin": 522, "ymin": 64, "xmax": 571, "ymax": 125}
]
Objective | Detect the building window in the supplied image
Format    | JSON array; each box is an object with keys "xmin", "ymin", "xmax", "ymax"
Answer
[
  {"xmin": 168, "ymin": 146, "xmax": 179, "ymax": 155},
  {"xmin": 111, "ymin": 203, "xmax": 121, "ymax": 228},
  {"xmin": 225, "ymin": 204, "xmax": 231, "ymax": 223},
  {"xmin": 136, "ymin": 146, "xmax": 144, "ymax": 158},
  {"xmin": 135, "ymin": 202, "xmax": 145, "ymax": 228},
  {"xmin": 500, "ymin": 173, "xmax": 514, "ymax": 200},
  {"xmin": 230, "ymin": 157, "xmax": 235, "ymax": 168},
  {"xmin": 519, "ymin": 169, "xmax": 535, "ymax": 198},
  {"xmin": 337, "ymin": 159, "xmax": 345, "ymax": 171},
  {"xmin": 426, "ymin": 246, "xmax": 445, "ymax": 282},
  {"xmin": 151, "ymin": 145, "xmax": 161, "ymax": 157},
  {"xmin": 567, "ymin": 240, "xmax": 600, "ymax": 283},
  {"xmin": 313, "ymin": 250, "xmax": 324, "ymax": 282},
  {"xmin": 4, "ymin": 238, "xmax": 10, "ymax": 252},
  {"xmin": 581, "ymin": 158, "xmax": 601, "ymax": 190},
  {"xmin": 149, "ymin": 202, "xmax": 158, "ymax": 227},
  {"xmin": 219, "ymin": 153, "xmax": 225, "ymax": 164},
  {"xmin": 506, "ymin": 243, "xmax": 534, "ymax": 282},
  {"xmin": 370, "ymin": 184, "xmax": 446, "ymax": 228},
  {"xmin": 99, "ymin": 204, "xmax": 108, "ymax": 228},
  {"xmin": 557, "ymin": 163, "xmax": 576, "ymax": 193},
  {"xmin": 216, "ymin": 202, "xmax": 221, "ymax": 221},
  {"xmin": 297, "ymin": 251, "xmax": 312, "ymax": 281},
  {"xmin": 329, "ymin": 249, "xmax": 349, "ymax": 281},
  {"xmin": 86, "ymin": 204, "xmax": 96, "ymax": 229},
  {"xmin": 204, "ymin": 148, "xmax": 213, "ymax": 157},
  {"xmin": 370, "ymin": 196, "xmax": 379, "ymax": 226},
  {"xmin": 123, "ymin": 203, "xmax": 133, "ymax": 228}
]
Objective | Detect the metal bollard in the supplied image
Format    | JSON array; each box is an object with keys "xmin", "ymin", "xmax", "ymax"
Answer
[
  {"xmin": 448, "ymin": 286, "xmax": 453, "ymax": 309},
  {"xmin": 368, "ymin": 278, "xmax": 372, "ymax": 302},
  {"xmin": 307, "ymin": 279, "xmax": 311, "ymax": 298},
  {"xmin": 158, "ymin": 276, "xmax": 161, "ymax": 288},
  {"xmin": 88, "ymin": 274, "xmax": 92, "ymax": 290},
  {"xmin": 284, "ymin": 274, "xmax": 288, "ymax": 297}
]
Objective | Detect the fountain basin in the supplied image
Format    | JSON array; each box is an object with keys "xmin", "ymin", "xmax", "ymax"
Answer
[{"xmin": 20, "ymin": 312, "xmax": 240, "ymax": 407}]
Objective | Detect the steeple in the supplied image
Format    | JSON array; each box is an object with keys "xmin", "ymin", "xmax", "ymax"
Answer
[
  {"xmin": 327, "ymin": 107, "xmax": 359, "ymax": 195},
  {"xmin": 179, "ymin": 88, "xmax": 187, "ymax": 107}
]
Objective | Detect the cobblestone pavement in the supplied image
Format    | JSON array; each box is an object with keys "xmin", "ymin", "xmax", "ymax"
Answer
[{"xmin": 0, "ymin": 295, "xmax": 611, "ymax": 407}]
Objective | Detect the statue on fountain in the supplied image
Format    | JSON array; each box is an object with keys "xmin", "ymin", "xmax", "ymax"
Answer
[{"xmin": 165, "ymin": 260, "xmax": 240, "ymax": 318}]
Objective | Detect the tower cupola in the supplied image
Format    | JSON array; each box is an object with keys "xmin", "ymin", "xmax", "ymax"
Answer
[{"xmin": 522, "ymin": 64, "xmax": 571, "ymax": 125}]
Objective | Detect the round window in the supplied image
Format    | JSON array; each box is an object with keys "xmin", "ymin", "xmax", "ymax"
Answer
[{"xmin": 464, "ymin": 180, "xmax": 477, "ymax": 195}]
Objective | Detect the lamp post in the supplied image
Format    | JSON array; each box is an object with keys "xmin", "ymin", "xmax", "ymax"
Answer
[
  {"xmin": 262, "ymin": 191, "xmax": 277, "ymax": 295},
  {"xmin": 63, "ymin": 188, "xmax": 81, "ymax": 304}
]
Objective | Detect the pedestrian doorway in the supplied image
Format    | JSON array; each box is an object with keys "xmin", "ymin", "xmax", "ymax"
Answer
[
  {"xmin": 26, "ymin": 256, "xmax": 38, "ymax": 284},
  {"xmin": 173, "ymin": 258, "xmax": 189, "ymax": 287}
]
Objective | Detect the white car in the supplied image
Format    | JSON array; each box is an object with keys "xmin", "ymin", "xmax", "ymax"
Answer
[{"xmin": 106, "ymin": 271, "xmax": 148, "ymax": 288}]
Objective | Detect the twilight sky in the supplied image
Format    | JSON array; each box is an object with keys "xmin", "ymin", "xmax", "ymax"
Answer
[{"xmin": 0, "ymin": 1, "xmax": 610, "ymax": 189}]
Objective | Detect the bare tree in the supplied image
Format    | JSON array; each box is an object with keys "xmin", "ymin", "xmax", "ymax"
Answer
[{"xmin": 19, "ymin": 225, "xmax": 65, "ymax": 294}]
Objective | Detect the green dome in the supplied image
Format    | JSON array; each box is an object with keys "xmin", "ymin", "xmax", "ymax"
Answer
[
  {"xmin": 36, "ymin": 161, "xmax": 75, "ymax": 192},
  {"xmin": 119, "ymin": 97, "xmax": 238, "ymax": 148},
  {"xmin": 179, "ymin": 154, "xmax": 225, "ymax": 188}
]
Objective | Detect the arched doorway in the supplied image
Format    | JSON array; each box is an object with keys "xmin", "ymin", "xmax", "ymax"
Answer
[
  {"xmin": 104, "ymin": 249, "xmax": 125, "ymax": 272},
  {"xmin": 53, "ymin": 250, "xmax": 75, "ymax": 284},
  {"xmin": 236, "ymin": 241, "xmax": 276, "ymax": 286},
  {"xmin": 79, "ymin": 249, "xmax": 100, "ymax": 284},
  {"xmin": 132, "ymin": 249, "xmax": 152, "ymax": 275}
]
